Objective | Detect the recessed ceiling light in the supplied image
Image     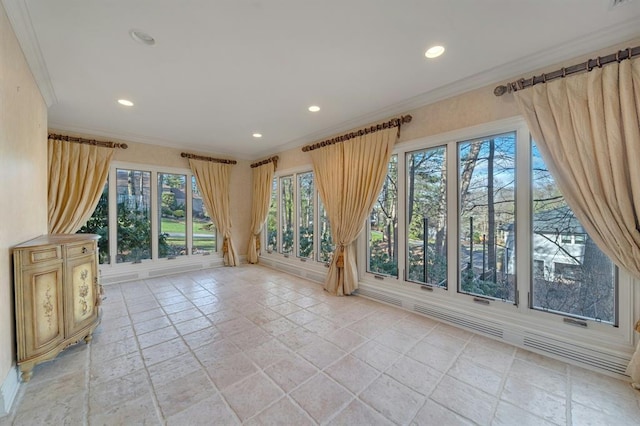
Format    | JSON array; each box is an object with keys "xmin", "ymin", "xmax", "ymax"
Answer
[
  {"xmin": 117, "ymin": 99, "xmax": 134, "ymax": 107},
  {"xmin": 425, "ymin": 45, "xmax": 445, "ymax": 59},
  {"xmin": 308, "ymin": 105, "xmax": 320, "ymax": 112},
  {"xmin": 253, "ymin": 133, "xmax": 263, "ymax": 138},
  {"xmin": 129, "ymin": 29, "xmax": 156, "ymax": 46}
]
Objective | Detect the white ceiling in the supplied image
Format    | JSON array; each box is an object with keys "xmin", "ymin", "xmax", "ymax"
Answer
[{"xmin": 5, "ymin": 0, "xmax": 640, "ymax": 159}]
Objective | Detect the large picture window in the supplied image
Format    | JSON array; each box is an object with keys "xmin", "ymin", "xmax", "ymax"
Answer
[
  {"xmin": 458, "ymin": 133, "xmax": 516, "ymax": 302},
  {"xmin": 406, "ymin": 147, "xmax": 447, "ymax": 287},
  {"xmin": 80, "ymin": 163, "xmax": 217, "ymax": 266},
  {"xmin": 265, "ymin": 170, "xmax": 333, "ymax": 267},
  {"xmin": 531, "ymin": 142, "xmax": 616, "ymax": 323},
  {"xmin": 367, "ymin": 154, "xmax": 398, "ymax": 276},
  {"xmin": 117, "ymin": 169, "xmax": 152, "ymax": 263}
]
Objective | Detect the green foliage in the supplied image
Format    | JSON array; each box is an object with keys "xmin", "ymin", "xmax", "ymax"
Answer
[
  {"xmin": 172, "ymin": 209, "xmax": 185, "ymax": 218},
  {"xmin": 78, "ymin": 187, "xmax": 109, "ymax": 264},
  {"xmin": 369, "ymin": 240, "xmax": 398, "ymax": 276},
  {"xmin": 116, "ymin": 202, "xmax": 170, "ymax": 262}
]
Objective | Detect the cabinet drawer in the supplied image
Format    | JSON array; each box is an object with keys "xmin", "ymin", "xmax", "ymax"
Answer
[
  {"xmin": 19, "ymin": 246, "xmax": 62, "ymax": 267},
  {"xmin": 66, "ymin": 241, "xmax": 96, "ymax": 259}
]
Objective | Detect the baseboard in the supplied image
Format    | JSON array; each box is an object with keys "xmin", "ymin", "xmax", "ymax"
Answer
[{"xmin": 0, "ymin": 366, "xmax": 19, "ymax": 418}]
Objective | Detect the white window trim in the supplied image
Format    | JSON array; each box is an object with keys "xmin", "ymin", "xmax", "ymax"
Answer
[
  {"xmin": 97, "ymin": 161, "xmax": 222, "ymax": 282},
  {"xmin": 356, "ymin": 116, "xmax": 635, "ymax": 354}
]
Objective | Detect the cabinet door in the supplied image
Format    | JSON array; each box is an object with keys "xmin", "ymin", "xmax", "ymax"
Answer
[
  {"xmin": 65, "ymin": 255, "xmax": 98, "ymax": 338},
  {"xmin": 18, "ymin": 264, "xmax": 65, "ymax": 361}
]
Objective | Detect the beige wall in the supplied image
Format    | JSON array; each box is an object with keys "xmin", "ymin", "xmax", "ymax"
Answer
[{"xmin": 0, "ymin": 4, "xmax": 48, "ymax": 385}]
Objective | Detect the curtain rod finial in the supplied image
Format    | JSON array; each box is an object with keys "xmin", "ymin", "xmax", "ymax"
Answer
[{"xmin": 494, "ymin": 85, "xmax": 508, "ymax": 96}]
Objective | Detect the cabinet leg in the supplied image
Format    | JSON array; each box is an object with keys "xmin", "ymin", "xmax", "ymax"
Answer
[
  {"xmin": 20, "ymin": 366, "xmax": 33, "ymax": 382},
  {"xmin": 84, "ymin": 333, "xmax": 93, "ymax": 344}
]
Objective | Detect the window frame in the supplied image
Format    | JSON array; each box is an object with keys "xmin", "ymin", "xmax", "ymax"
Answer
[
  {"xmin": 356, "ymin": 117, "xmax": 632, "ymax": 342},
  {"xmin": 262, "ymin": 166, "xmax": 332, "ymax": 270},
  {"xmin": 92, "ymin": 161, "xmax": 220, "ymax": 271}
]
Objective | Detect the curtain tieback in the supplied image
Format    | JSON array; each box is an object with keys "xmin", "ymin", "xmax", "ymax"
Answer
[
  {"xmin": 336, "ymin": 245, "xmax": 345, "ymax": 268},
  {"xmin": 635, "ymin": 320, "xmax": 640, "ymax": 333},
  {"xmin": 222, "ymin": 237, "xmax": 229, "ymax": 254},
  {"xmin": 255, "ymin": 238, "xmax": 261, "ymax": 250}
]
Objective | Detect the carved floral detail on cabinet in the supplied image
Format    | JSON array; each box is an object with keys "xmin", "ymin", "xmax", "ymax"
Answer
[
  {"xmin": 79, "ymin": 269, "xmax": 89, "ymax": 315},
  {"xmin": 42, "ymin": 285, "xmax": 54, "ymax": 329}
]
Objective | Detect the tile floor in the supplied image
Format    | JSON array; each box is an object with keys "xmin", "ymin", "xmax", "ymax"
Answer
[{"xmin": 1, "ymin": 264, "xmax": 639, "ymax": 425}]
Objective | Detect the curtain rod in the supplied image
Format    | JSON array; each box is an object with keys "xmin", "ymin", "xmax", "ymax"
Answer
[
  {"xmin": 301, "ymin": 115, "xmax": 412, "ymax": 153},
  {"xmin": 494, "ymin": 45, "xmax": 640, "ymax": 96},
  {"xmin": 181, "ymin": 152, "xmax": 237, "ymax": 164},
  {"xmin": 250, "ymin": 156, "xmax": 279, "ymax": 169},
  {"xmin": 48, "ymin": 133, "xmax": 128, "ymax": 149}
]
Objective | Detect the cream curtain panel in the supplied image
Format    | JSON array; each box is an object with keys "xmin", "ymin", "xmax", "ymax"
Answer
[
  {"xmin": 48, "ymin": 138, "xmax": 114, "ymax": 234},
  {"xmin": 513, "ymin": 58, "xmax": 640, "ymax": 383},
  {"xmin": 247, "ymin": 162, "xmax": 275, "ymax": 264},
  {"xmin": 311, "ymin": 127, "xmax": 397, "ymax": 296},
  {"xmin": 189, "ymin": 159, "xmax": 238, "ymax": 266}
]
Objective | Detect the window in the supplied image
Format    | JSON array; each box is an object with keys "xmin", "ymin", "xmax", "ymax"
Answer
[
  {"xmin": 266, "ymin": 177, "xmax": 278, "ymax": 253},
  {"xmin": 406, "ymin": 147, "xmax": 447, "ymax": 287},
  {"xmin": 265, "ymin": 170, "xmax": 334, "ymax": 267},
  {"xmin": 80, "ymin": 163, "xmax": 217, "ymax": 266},
  {"xmin": 116, "ymin": 169, "xmax": 152, "ymax": 263},
  {"xmin": 78, "ymin": 181, "xmax": 109, "ymax": 264},
  {"xmin": 360, "ymin": 120, "xmax": 619, "ymax": 330},
  {"xmin": 158, "ymin": 173, "xmax": 187, "ymax": 258},
  {"xmin": 280, "ymin": 175, "xmax": 294, "ymax": 255},
  {"xmin": 368, "ymin": 154, "xmax": 398, "ymax": 276},
  {"xmin": 298, "ymin": 172, "xmax": 314, "ymax": 259},
  {"xmin": 318, "ymin": 198, "xmax": 334, "ymax": 263},
  {"xmin": 192, "ymin": 176, "xmax": 216, "ymax": 254},
  {"xmin": 458, "ymin": 133, "xmax": 516, "ymax": 302},
  {"xmin": 531, "ymin": 142, "xmax": 616, "ymax": 323}
]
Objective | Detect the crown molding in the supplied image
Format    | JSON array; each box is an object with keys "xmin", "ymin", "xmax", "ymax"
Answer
[
  {"xmin": 265, "ymin": 17, "xmax": 640, "ymax": 158},
  {"xmin": 47, "ymin": 122, "xmax": 254, "ymax": 161},
  {"xmin": 2, "ymin": 0, "xmax": 57, "ymax": 107}
]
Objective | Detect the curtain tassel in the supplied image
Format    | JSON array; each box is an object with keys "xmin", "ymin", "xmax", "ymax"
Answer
[
  {"xmin": 223, "ymin": 237, "xmax": 229, "ymax": 254},
  {"xmin": 255, "ymin": 238, "xmax": 260, "ymax": 251},
  {"xmin": 336, "ymin": 245, "xmax": 345, "ymax": 268}
]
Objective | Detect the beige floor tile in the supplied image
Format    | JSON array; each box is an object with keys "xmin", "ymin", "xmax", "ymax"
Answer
[
  {"xmin": 6, "ymin": 265, "xmax": 639, "ymax": 426},
  {"xmin": 410, "ymin": 399, "xmax": 474, "ymax": 426},
  {"xmin": 327, "ymin": 399, "xmax": 394, "ymax": 426},
  {"xmin": 89, "ymin": 393, "xmax": 161, "ymax": 426},
  {"xmin": 222, "ymin": 373, "xmax": 284, "ymax": 421},
  {"xmin": 290, "ymin": 373, "xmax": 353, "ymax": 423},
  {"xmin": 360, "ymin": 375, "xmax": 424, "ymax": 425},
  {"xmin": 90, "ymin": 369, "xmax": 151, "ymax": 414},
  {"xmin": 141, "ymin": 337, "xmax": 189, "ymax": 366},
  {"xmin": 501, "ymin": 377, "xmax": 566, "ymax": 425},
  {"xmin": 492, "ymin": 400, "xmax": 557, "ymax": 426},
  {"xmin": 297, "ymin": 340, "xmax": 346, "ymax": 369},
  {"xmin": 166, "ymin": 394, "xmax": 240, "ymax": 426},
  {"xmin": 244, "ymin": 339, "xmax": 292, "ymax": 369},
  {"xmin": 264, "ymin": 354, "xmax": 318, "ymax": 392},
  {"xmin": 385, "ymin": 355, "xmax": 442, "ymax": 396},
  {"xmin": 430, "ymin": 375, "xmax": 497, "ymax": 425},
  {"xmin": 325, "ymin": 355, "xmax": 380, "ymax": 394},
  {"xmin": 155, "ymin": 370, "xmax": 216, "ymax": 418},
  {"xmin": 205, "ymin": 353, "xmax": 258, "ymax": 390},
  {"xmin": 352, "ymin": 340, "xmax": 402, "ymax": 371},
  {"xmin": 245, "ymin": 397, "xmax": 314, "ymax": 426},
  {"xmin": 406, "ymin": 339, "xmax": 458, "ymax": 372},
  {"xmin": 448, "ymin": 356, "xmax": 505, "ymax": 396},
  {"xmin": 325, "ymin": 328, "xmax": 367, "ymax": 352}
]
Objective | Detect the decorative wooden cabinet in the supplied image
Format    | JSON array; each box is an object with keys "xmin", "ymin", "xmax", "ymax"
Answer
[{"xmin": 13, "ymin": 234, "xmax": 102, "ymax": 382}]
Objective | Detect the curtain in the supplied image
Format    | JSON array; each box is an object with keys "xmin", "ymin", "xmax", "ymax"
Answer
[
  {"xmin": 311, "ymin": 127, "xmax": 396, "ymax": 295},
  {"xmin": 48, "ymin": 138, "xmax": 114, "ymax": 234},
  {"xmin": 189, "ymin": 159, "xmax": 238, "ymax": 266},
  {"xmin": 247, "ymin": 162, "xmax": 275, "ymax": 264},
  {"xmin": 513, "ymin": 57, "xmax": 640, "ymax": 383}
]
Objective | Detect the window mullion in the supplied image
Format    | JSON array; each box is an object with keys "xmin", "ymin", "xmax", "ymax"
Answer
[
  {"xmin": 516, "ymin": 126, "xmax": 531, "ymax": 310},
  {"xmin": 447, "ymin": 140, "xmax": 458, "ymax": 296},
  {"xmin": 186, "ymin": 173, "xmax": 193, "ymax": 255},
  {"xmin": 151, "ymin": 170, "xmax": 159, "ymax": 260},
  {"xmin": 108, "ymin": 166, "xmax": 117, "ymax": 265}
]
